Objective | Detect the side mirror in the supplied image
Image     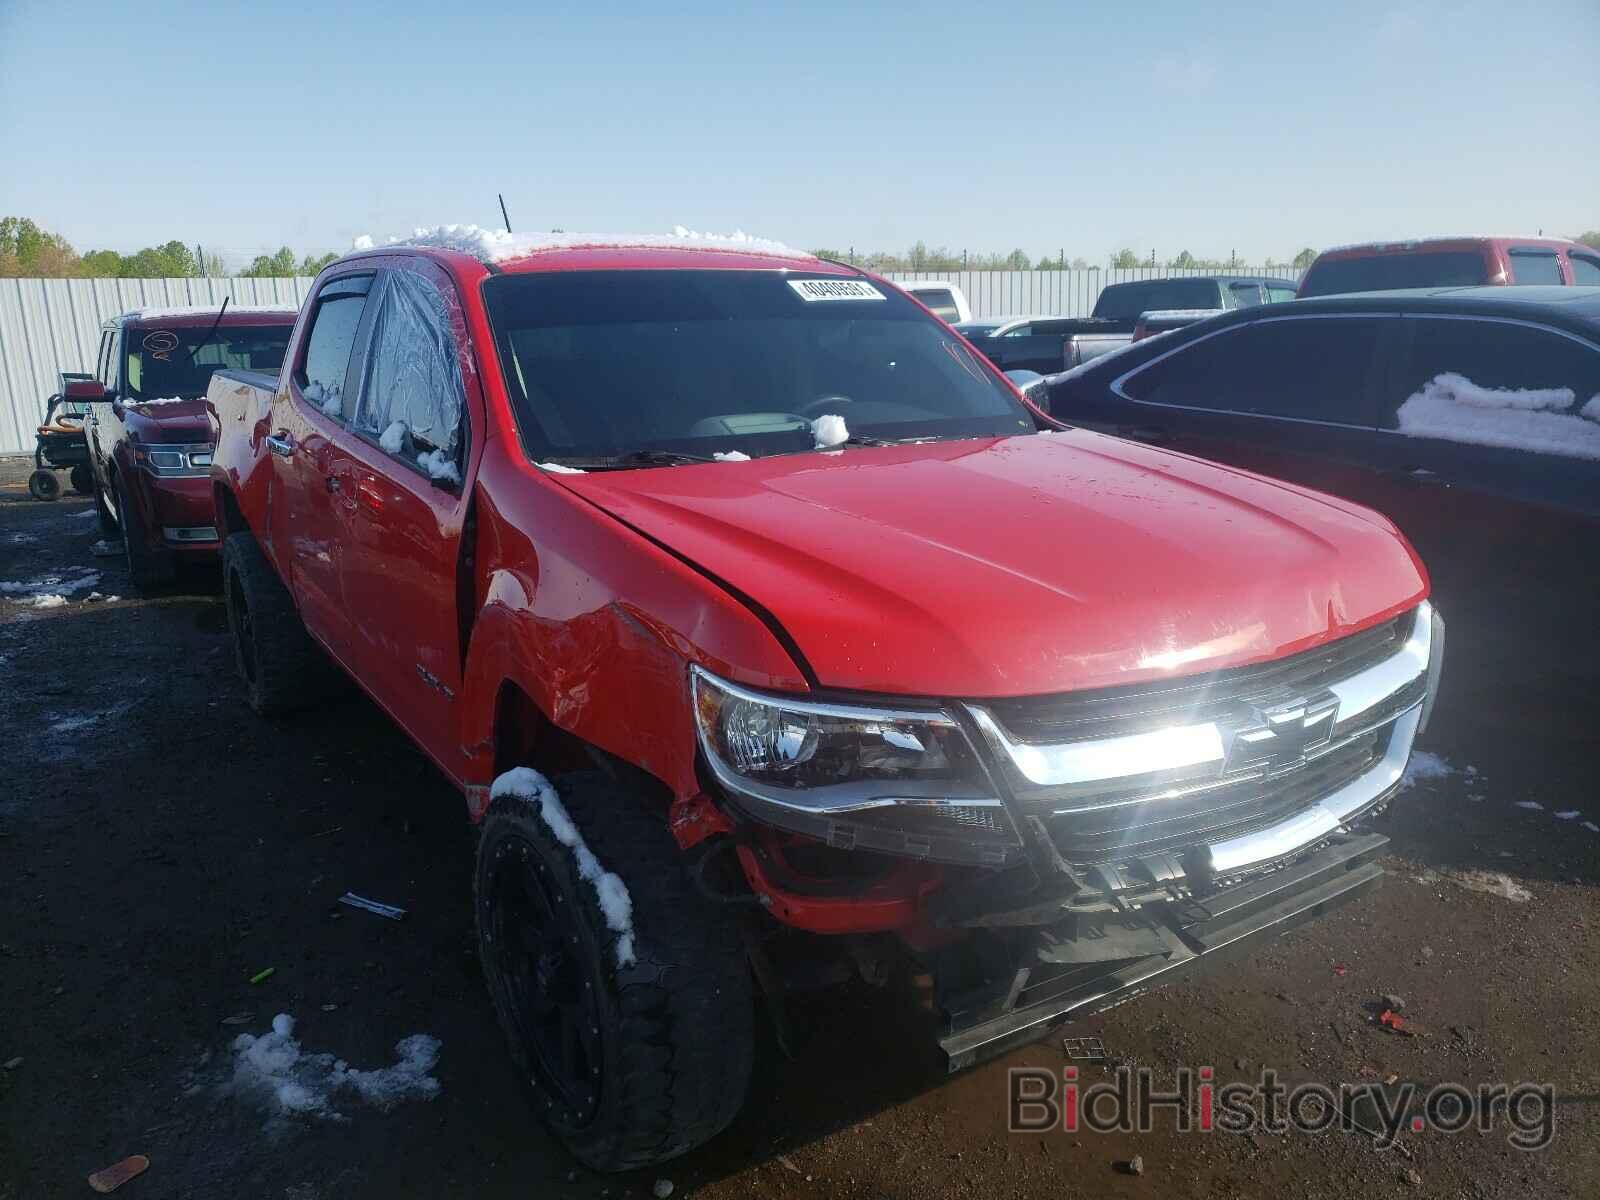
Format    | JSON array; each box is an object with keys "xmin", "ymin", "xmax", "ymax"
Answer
[
  {"xmin": 63, "ymin": 380, "xmax": 112, "ymax": 403},
  {"xmin": 1004, "ymin": 369, "xmax": 1050, "ymax": 413}
]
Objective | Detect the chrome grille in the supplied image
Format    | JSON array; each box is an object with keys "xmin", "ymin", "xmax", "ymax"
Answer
[{"xmin": 966, "ymin": 605, "xmax": 1436, "ymax": 875}]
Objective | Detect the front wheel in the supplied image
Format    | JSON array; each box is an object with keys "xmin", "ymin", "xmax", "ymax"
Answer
[
  {"xmin": 115, "ymin": 480, "xmax": 176, "ymax": 592},
  {"xmin": 475, "ymin": 770, "xmax": 753, "ymax": 1171}
]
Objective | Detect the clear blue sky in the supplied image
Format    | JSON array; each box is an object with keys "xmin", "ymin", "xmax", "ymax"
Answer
[{"xmin": 2, "ymin": 0, "xmax": 1595, "ymax": 270}]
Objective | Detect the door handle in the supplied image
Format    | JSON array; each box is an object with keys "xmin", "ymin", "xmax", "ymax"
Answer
[{"xmin": 265, "ymin": 432, "xmax": 294, "ymax": 457}]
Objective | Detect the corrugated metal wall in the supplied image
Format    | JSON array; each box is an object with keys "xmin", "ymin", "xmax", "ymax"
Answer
[
  {"xmin": 0, "ymin": 266, "xmax": 1305, "ymax": 454},
  {"xmin": 884, "ymin": 266, "xmax": 1303, "ymax": 319},
  {"xmin": 0, "ymin": 276, "xmax": 315, "ymax": 455}
]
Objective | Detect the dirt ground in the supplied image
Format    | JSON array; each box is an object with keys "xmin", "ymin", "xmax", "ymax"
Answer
[{"xmin": 1, "ymin": 456, "xmax": 1596, "ymax": 1200}]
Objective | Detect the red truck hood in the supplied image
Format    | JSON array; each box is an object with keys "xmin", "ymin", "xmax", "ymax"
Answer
[
  {"xmin": 121, "ymin": 398, "xmax": 212, "ymax": 443},
  {"xmin": 559, "ymin": 431, "xmax": 1428, "ymax": 698}
]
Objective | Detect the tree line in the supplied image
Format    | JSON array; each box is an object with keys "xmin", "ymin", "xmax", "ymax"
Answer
[
  {"xmin": 8, "ymin": 217, "xmax": 1599, "ymax": 280},
  {"xmin": 0, "ymin": 217, "xmax": 338, "ymax": 279}
]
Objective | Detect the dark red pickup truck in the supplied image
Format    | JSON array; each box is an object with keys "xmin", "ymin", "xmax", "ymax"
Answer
[
  {"xmin": 209, "ymin": 230, "xmax": 1443, "ymax": 1170},
  {"xmin": 69, "ymin": 305, "xmax": 297, "ymax": 589}
]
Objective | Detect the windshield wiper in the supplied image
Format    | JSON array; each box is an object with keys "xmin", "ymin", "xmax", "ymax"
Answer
[{"xmin": 546, "ymin": 449, "xmax": 720, "ymax": 471}]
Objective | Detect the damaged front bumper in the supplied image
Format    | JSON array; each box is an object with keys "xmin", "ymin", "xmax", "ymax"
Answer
[{"xmin": 936, "ymin": 831, "xmax": 1388, "ymax": 1071}]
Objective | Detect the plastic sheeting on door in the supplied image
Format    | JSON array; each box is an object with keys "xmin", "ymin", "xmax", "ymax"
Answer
[{"xmin": 352, "ymin": 272, "xmax": 464, "ymax": 456}]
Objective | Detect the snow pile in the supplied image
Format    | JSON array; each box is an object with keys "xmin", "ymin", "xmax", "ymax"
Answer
[
  {"xmin": 2, "ymin": 568, "xmax": 101, "ymax": 605},
  {"xmin": 228, "ymin": 1013, "xmax": 441, "ymax": 1122},
  {"xmin": 811, "ymin": 414, "xmax": 849, "ymax": 448},
  {"xmin": 490, "ymin": 768, "xmax": 637, "ymax": 967},
  {"xmin": 1583, "ymin": 395, "xmax": 1600, "ymax": 423},
  {"xmin": 303, "ymin": 381, "xmax": 343, "ymax": 418},
  {"xmin": 416, "ymin": 448, "xmax": 461, "ymax": 485},
  {"xmin": 379, "ymin": 420, "xmax": 408, "ymax": 454},
  {"xmin": 7, "ymin": 533, "xmax": 37, "ymax": 545},
  {"xmin": 351, "ymin": 235, "xmax": 376, "ymax": 251},
  {"xmin": 1398, "ymin": 750, "xmax": 1457, "ymax": 791},
  {"xmin": 365, "ymin": 224, "xmax": 811, "ymax": 264},
  {"xmin": 1444, "ymin": 870, "xmax": 1533, "ymax": 903},
  {"xmin": 90, "ymin": 540, "xmax": 122, "ymax": 557},
  {"xmin": 129, "ymin": 396, "xmax": 191, "ymax": 408},
  {"xmin": 1396, "ymin": 373, "xmax": 1600, "ymax": 460},
  {"xmin": 536, "ymin": 461, "xmax": 587, "ymax": 474},
  {"xmin": 712, "ymin": 450, "xmax": 752, "ymax": 462},
  {"xmin": 1554, "ymin": 809, "xmax": 1582, "ymax": 820}
]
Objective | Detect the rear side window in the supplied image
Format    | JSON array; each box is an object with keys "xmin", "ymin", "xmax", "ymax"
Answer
[
  {"xmin": 1567, "ymin": 255, "xmax": 1600, "ymax": 286},
  {"xmin": 350, "ymin": 270, "xmax": 466, "ymax": 483},
  {"xmin": 1299, "ymin": 252, "xmax": 1487, "ymax": 297},
  {"xmin": 1228, "ymin": 282, "xmax": 1264, "ymax": 307},
  {"xmin": 1123, "ymin": 317, "xmax": 1383, "ymax": 425},
  {"xmin": 1508, "ymin": 250, "xmax": 1562, "ymax": 285},
  {"xmin": 1095, "ymin": 280, "xmax": 1218, "ymax": 319},
  {"xmin": 912, "ymin": 288, "xmax": 959, "ymax": 321},
  {"xmin": 296, "ymin": 274, "xmax": 374, "ymax": 419},
  {"xmin": 1381, "ymin": 317, "xmax": 1600, "ymax": 459},
  {"xmin": 1266, "ymin": 284, "xmax": 1297, "ymax": 303}
]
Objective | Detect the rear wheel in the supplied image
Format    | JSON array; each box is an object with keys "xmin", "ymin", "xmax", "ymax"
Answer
[
  {"xmin": 69, "ymin": 465, "xmax": 93, "ymax": 495},
  {"xmin": 475, "ymin": 770, "xmax": 754, "ymax": 1171},
  {"xmin": 221, "ymin": 531, "xmax": 331, "ymax": 715},
  {"xmin": 115, "ymin": 480, "xmax": 176, "ymax": 592}
]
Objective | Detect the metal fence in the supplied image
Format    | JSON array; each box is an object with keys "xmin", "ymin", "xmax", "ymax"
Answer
[
  {"xmin": 0, "ymin": 276, "xmax": 315, "ymax": 456},
  {"xmin": 0, "ymin": 265, "xmax": 1306, "ymax": 455},
  {"xmin": 884, "ymin": 266, "xmax": 1303, "ymax": 320}
]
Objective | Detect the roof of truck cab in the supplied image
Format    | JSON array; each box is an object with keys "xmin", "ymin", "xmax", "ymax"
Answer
[
  {"xmin": 1312, "ymin": 236, "xmax": 1587, "ymax": 259},
  {"xmin": 108, "ymin": 305, "xmax": 299, "ymax": 330},
  {"xmin": 1279, "ymin": 285, "xmax": 1600, "ymax": 327}
]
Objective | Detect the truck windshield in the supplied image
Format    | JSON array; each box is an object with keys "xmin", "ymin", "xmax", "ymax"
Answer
[
  {"xmin": 1298, "ymin": 251, "xmax": 1487, "ymax": 297},
  {"xmin": 1093, "ymin": 280, "xmax": 1220, "ymax": 320},
  {"xmin": 483, "ymin": 270, "xmax": 1033, "ymax": 464},
  {"xmin": 123, "ymin": 324, "xmax": 291, "ymax": 401}
]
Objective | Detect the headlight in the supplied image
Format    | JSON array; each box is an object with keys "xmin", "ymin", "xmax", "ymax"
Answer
[
  {"xmin": 133, "ymin": 442, "xmax": 213, "ymax": 477},
  {"xmin": 690, "ymin": 666, "xmax": 1022, "ymax": 866}
]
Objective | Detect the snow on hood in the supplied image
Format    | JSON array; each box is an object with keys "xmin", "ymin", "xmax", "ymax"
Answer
[
  {"xmin": 358, "ymin": 224, "xmax": 812, "ymax": 263},
  {"xmin": 549, "ymin": 432, "xmax": 1427, "ymax": 698}
]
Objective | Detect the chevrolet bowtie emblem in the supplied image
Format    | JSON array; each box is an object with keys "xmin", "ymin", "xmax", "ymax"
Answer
[{"xmin": 1223, "ymin": 692, "xmax": 1341, "ymax": 773}]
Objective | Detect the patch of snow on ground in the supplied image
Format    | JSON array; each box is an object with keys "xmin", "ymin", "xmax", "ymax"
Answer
[
  {"xmin": 7, "ymin": 533, "xmax": 37, "ymax": 545},
  {"xmin": 490, "ymin": 768, "xmax": 637, "ymax": 966},
  {"xmin": 1553, "ymin": 810, "xmax": 1581, "ymax": 820},
  {"xmin": 811, "ymin": 414, "xmax": 849, "ymax": 448},
  {"xmin": 2, "ymin": 569, "xmax": 100, "ymax": 607},
  {"xmin": 416, "ymin": 449, "xmax": 461, "ymax": 485},
  {"xmin": 1398, "ymin": 750, "xmax": 1455, "ymax": 790},
  {"xmin": 1515, "ymin": 800, "xmax": 1544, "ymax": 810},
  {"xmin": 1444, "ymin": 870, "xmax": 1533, "ymax": 903},
  {"xmin": 227, "ymin": 1013, "xmax": 441, "ymax": 1123},
  {"xmin": 713, "ymin": 450, "xmax": 752, "ymax": 462},
  {"xmin": 380, "ymin": 224, "xmax": 810, "ymax": 264},
  {"xmin": 379, "ymin": 421, "xmax": 408, "ymax": 454},
  {"xmin": 90, "ymin": 539, "xmax": 122, "ymax": 557},
  {"xmin": 29, "ymin": 594, "xmax": 67, "ymax": 609},
  {"xmin": 1396, "ymin": 373, "xmax": 1600, "ymax": 460},
  {"xmin": 1583, "ymin": 395, "xmax": 1600, "ymax": 422},
  {"xmin": 1585, "ymin": 822, "xmax": 1600, "ymax": 834},
  {"xmin": 537, "ymin": 461, "xmax": 587, "ymax": 474}
]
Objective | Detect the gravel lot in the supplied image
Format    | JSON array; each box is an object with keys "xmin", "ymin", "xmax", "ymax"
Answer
[{"xmin": 1, "ymin": 456, "xmax": 1596, "ymax": 1200}]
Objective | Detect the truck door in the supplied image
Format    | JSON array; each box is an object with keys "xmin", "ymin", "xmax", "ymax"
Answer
[
  {"xmin": 269, "ymin": 272, "xmax": 377, "ymax": 654},
  {"xmin": 332, "ymin": 261, "xmax": 478, "ymax": 775}
]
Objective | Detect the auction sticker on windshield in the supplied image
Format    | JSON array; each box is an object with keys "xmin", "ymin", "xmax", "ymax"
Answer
[{"xmin": 788, "ymin": 279, "xmax": 885, "ymax": 302}]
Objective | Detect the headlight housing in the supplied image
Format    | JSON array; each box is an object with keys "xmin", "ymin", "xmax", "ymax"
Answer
[
  {"xmin": 690, "ymin": 666, "xmax": 1022, "ymax": 866},
  {"xmin": 133, "ymin": 442, "xmax": 213, "ymax": 477}
]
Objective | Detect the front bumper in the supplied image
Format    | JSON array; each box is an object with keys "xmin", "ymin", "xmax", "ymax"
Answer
[
  {"xmin": 145, "ymin": 474, "xmax": 221, "ymax": 557},
  {"xmin": 938, "ymin": 831, "xmax": 1388, "ymax": 1070}
]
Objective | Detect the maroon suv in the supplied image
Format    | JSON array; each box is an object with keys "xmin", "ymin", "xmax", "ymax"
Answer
[{"xmin": 75, "ymin": 305, "xmax": 298, "ymax": 589}]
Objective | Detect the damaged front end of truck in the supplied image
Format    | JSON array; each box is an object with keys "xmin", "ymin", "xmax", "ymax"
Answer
[{"xmin": 691, "ymin": 602, "xmax": 1444, "ymax": 1069}]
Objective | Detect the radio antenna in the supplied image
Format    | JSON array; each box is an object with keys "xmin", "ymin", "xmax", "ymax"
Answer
[{"xmin": 498, "ymin": 194, "xmax": 512, "ymax": 233}]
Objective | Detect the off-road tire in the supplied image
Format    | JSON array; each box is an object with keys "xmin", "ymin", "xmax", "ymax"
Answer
[
  {"xmin": 69, "ymin": 465, "xmax": 94, "ymax": 495},
  {"xmin": 116, "ymin": 480, "xmax": 176, "ymax": 592},
  {"xmin": 475, "ymin": 771, "xmax": 754, "ymax": 1171},
  {"xmin": 222, "ymin": 531, "xmax": 329, "ymax": 716},
  {"xmin": 27, "ymin": 469, "xmax": 60, "ymax": 501}
]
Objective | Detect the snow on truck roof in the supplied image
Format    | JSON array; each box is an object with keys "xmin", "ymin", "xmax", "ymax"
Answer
[
  {"xmin": 355, "ymin": 224, "xmax": 815, "ymax": 265},
  {"xmin": 119, "ymin": 303, "xmax": 299, "ymax": 322}
]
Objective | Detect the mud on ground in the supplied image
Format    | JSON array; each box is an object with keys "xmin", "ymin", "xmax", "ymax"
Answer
[{"xmin": 1, "ymin": 458, "xmax": 1596, "ymax": 1200}]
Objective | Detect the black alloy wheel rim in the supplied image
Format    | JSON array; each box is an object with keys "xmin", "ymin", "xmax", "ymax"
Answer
[{"xmin": 484, "ymin": 836, "xmax": 604, "ymax": 1125}]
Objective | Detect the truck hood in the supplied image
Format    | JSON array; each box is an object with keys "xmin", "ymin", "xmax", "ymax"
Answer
[
  {"xmin": 120, "ymin": 398, "xmax": 213, "ymax": 443},
  {"xmin": 558, "ymin": 431, "xmax": 1428, "ymax": 698}
]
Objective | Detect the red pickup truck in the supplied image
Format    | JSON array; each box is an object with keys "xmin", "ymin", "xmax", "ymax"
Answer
[
  {"xmin": 209, "ymin": 231, "xmax": 1443, "ymax": 1170},
  {"xmin": 69, "ymin": 305, "xmax": 298, "ymax": 589}
]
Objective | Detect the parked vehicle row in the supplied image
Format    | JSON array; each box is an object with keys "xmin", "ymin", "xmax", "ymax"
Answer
[
  {"xmin": 170, "ymin": 234, "xmax": 1444, "ymax": 1170},
  {"xmin": 954, "ymin": 274, "xmax": 1296, "ymax": 374}
]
